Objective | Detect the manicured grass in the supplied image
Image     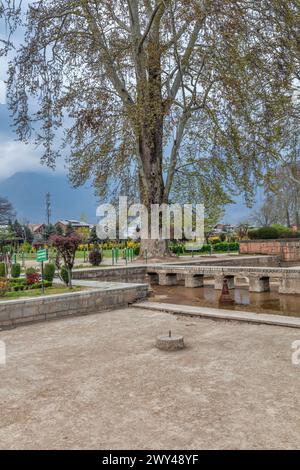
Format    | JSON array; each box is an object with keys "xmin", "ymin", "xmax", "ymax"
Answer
[
  {"xmin": 0, "ymin": 285, "xmax": 84, "ymax": 301},
  {"xmin": 16, "ymin": 249, "xmax": 114, "ymax": 262}
]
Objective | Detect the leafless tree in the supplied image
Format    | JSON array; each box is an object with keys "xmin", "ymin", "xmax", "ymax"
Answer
[{"xmin": 0, "ymin": 195, "xmax": 14, "ymax": 224}]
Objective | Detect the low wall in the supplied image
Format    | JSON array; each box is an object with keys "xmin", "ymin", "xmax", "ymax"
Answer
[
  {"xmin": 72, "ymin": 266, "xmax": 147, "ymax": 282},
  {"xmin": 72, "ymin": 256, "xmax": 280, "ymax": 284},
  {"xmin": 171, "ymin": 255, "xmax": 280, "ymax": 268},
  {"xmin": 0, "ymin": 284, "xmax": 148, "ymax": 329},
  {"xmin": 240, "ymin": 240, "xmax": 300, "ymax": 261}
]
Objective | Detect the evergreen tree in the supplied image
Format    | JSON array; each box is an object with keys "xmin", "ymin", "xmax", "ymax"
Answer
[
  {"xmin": 55, "ymin": 225, "xmax": 64, "ymax": 236},
  {"xmin": 89, "ymin": 226, "xmax": 100, "ymax": 244},
  {"xmin": 65, "ymin": 222, "xmax": 74, "ymax": 237},
  {"xmin": 44, "ymin": 224, "xmax": 57, "ymax": 240}
]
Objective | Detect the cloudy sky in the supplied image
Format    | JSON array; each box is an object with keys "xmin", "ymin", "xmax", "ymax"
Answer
[
  {"xmin": 0, "ymin": 6, "xmax": 66, "ymax": 182},
  {"xmin": 0, "ymin": 50, "xmax": 66, "ymax": 181}
]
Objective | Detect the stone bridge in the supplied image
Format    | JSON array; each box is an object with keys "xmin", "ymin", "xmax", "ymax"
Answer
[{"xmin": 146, "ymin": 265, "xmax": 300, "ymax": 295}]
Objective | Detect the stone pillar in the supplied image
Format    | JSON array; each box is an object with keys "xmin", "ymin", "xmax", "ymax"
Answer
[
  {"xmin": 214, "ymin": 275, "xmax": 235, "ymax": 290},
  {"xmin": 248, "ymin": 276, "xmax": 270, "ymax": 293},
  {"xmin": 279, "ymin": 275, "xmax": 300, "ymax": 295},
  {"xmin": 158, "ymin": 272, "xmax": 177, "ymax": 286},
  {"xmin": 184, "ymin": 274, "xmax": 204, "ymax": 288}
]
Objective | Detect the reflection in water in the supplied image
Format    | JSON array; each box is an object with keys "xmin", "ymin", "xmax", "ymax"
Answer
[{"xmin": 152, "ymin": 283, "xmax": 300, "ymax": 317}]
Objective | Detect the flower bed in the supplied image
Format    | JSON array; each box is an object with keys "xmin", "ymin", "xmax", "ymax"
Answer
[{"xmin": 0, "ymin": 277, "xmax": 53, "ymax": 297}]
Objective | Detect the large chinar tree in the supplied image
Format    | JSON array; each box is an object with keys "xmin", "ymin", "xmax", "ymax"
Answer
[{"xmin": 1, "ymin": 0, "xmax": 299, "ymax": 256}]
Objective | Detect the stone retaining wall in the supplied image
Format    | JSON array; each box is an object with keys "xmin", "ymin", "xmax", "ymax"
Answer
[
  {"xmin": 72, "ymin": 256, "xmax": 279, "ymax": 284},
  {"xmin": 240, "ymin": 239, "xmax": 300, "ymax": 261},
  {"xmin": 175, "ymin": 255, "xmax": 280, "ymax": 267},
  {"xmin": 72, "ymin": 266, "xmax": 147, "ymax": 282},
  {"xmin": 0, "ymin": 284, "xmax": 148, "ymax": 329}
]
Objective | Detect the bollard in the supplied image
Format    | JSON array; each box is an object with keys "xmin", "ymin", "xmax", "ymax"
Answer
[{"xmin": 112, "ymin": 248, "xmax": 115, "ymax": 266}]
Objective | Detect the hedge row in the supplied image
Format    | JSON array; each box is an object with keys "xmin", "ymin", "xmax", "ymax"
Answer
[
  {"xmin": 170, "ymin": 242, "xmax": 239, "ymax": 254},
  {"xmin": 248, "ymin": 226, "xmax": 300, "ymax": 240}
]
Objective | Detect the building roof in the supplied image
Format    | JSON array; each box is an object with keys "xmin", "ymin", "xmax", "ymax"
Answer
[
  {"xmin": 56, "ymin": 220, "xmax": 91, "ymax": 228},
  {"xmin": 28, "ymin": 224, "xmax": 45, "ymax": 233}
]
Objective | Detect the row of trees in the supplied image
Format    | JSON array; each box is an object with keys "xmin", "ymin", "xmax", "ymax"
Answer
[{"xmin": 250, "ymin": 164, "xmax": 300, "ymax": 228}]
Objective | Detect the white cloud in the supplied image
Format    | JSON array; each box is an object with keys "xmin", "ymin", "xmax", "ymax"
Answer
[
  {"xmin": 0, "ymin": 81, "xmax": 6, "ymax": 104},
  {"xmin": 0, "ymin": 136, "xmax": 65, "ymax": 180}
]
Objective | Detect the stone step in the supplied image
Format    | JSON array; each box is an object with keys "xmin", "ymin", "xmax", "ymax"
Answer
[{"xmin": 133, "ymin": 302, "xmax": 300, "ymax": 329}]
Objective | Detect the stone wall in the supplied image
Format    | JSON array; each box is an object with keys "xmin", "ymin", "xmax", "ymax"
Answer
[
  {"xmin": 73, "ymin": 266, "xmax": 147, "ymax": 282},
  {"xmin": 240, "ymin": 240, "xmax": 300, "ymax": 262},
  {"xmin": 0, "ymin": 284, "xmax": 148, "ymax": 329},
  {"xmin": 72, "ymin": 256, "xmax": 280, "ymax": 284},
  {"xmin": 177, "ymin": 255, "xmax": 280, "ymax": 267}
]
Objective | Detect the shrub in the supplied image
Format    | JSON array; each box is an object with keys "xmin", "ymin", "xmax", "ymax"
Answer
[
  {"xmin": 0, "ymin": 278, "xmax": 9, "ymax": 297},
  {"xmin": 278, "ymin": 230, "xmax": 300, "ymax": 239},
  {"xmin": 41, "ymin": 280, "xmax": 52, "ymax": 288},
  {"xmin": 44, "ymin": 263, "xmax": 56, "ymax": 282},
  {"xmin": 133, "ymin": 246, "xmax": 140, "ymax": 256},
  {"xmin": 26, "ymin": 267, "xmax": 40, "ymax": 285},
  {"xmin": 89, "ymin": 248, "xmax": 102, "ymax": 266},
  {"xmin": 228, "ymin": 242, "xmax": 240, "ymax": 251},
  {"xmin": 208, "ymin": 236, "xmax": 221, "ymax": 244},
  {"xmin": 200, "ymin": 244, "xmax": 211, "ymax": 253},
  {"xmin": 60, "ymin": 265, "xmax": 70, "ymax": 286},
  {"xmin": 213, "ymin": 242, "xmax": 229, "ymax": 252},
  {"xmin": 9, "ymin": 278, "xmax": 26, "ymax": 288},
  {"xmin": 248, "ymin": 226, "xmax": 279, "ymax": 240},
  {"xmin": 11, "ymin": 263, "xmax": 21, "ymax": 278},
  {"xmin": 49, "ymin": 233, "xmax": 81, "ymax": 287},
  {"xmin": 21, "ymin": 241, "xmax": 32, "ymax": 253},
  {"xmin": 0, "ymin": 262, "xmax": 6, "ymax": 278}
]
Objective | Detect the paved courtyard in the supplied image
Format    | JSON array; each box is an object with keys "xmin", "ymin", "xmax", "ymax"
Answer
[{"xmin": 1, "ymin": 307, "xmax": 300, "ymax": 449}]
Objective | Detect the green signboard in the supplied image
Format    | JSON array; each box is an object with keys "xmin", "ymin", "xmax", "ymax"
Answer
[{"xmin": 36, "ymin": 249, "xmax": 48, "ymax": 262}]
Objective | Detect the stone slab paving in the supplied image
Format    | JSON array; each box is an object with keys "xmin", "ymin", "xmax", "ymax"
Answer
[
  {"xmin": 1, "ymin": 307, "xmax": 300, "ymax": 449},
  {"xmin": 134, "ymin": 302, "xmax": 300, "ymax": 329}
]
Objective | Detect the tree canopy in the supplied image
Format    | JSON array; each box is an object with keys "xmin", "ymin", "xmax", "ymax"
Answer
[{"xmin": 1, "ymin": 0, "xmax": 300, "ymax": 254}]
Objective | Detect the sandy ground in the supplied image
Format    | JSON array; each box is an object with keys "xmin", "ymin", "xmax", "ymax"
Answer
[{"xmin": 1, "ymin": 307, "xmax": 300, "ymax": 450}]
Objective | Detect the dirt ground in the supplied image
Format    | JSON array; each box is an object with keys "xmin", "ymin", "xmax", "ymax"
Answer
[{"xmin": 1, "ymin": 307, "xmax": 300, "ymax": 449}]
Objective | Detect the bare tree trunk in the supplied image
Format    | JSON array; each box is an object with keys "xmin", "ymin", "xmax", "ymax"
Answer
[
  {"xmin": 295, "ymin": 189, "xmax": 300, "ymax": 229},
  {"xmin": 138, "ymin": 130, "xmax": 169, "ymax": 258},
  {"xmin": 286, "ymin": 207, "xmax": 291, "ymax": 227},
  {"xmin": 136, "ymin": 23, "xmax": 170, "ymax": 258}
]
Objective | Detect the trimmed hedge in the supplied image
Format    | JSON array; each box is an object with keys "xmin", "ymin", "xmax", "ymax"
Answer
[
  {"xmin": 89, "ymin": 249, "xmax": 102, "ymax": 266},
  {"xmin": 248, "ymin": 226, "xmax": 300, "ymax": 240},
  {"xmin": 169, "ymin": 242, "xmax": 239, "ymax": 254},
  {"xmin": 0, "ymin": 262, "xmax": 6, "ymax": 277},
  {"xmin": 11, "ymin": 263, "xmax": 21, "ymax": 278},
  {"xmin": 44, "ymin": 263, "xmax": 56, "ymax": 282},
  {"xmin": 60, "ymin": 266, "xmax": 70, "ymax": 286}
]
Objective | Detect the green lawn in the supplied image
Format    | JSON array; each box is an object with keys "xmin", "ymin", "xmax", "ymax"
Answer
[
  {"xmin": 16, "ymin": 249, "xmax": 114, "ymax": 262},
  {"xmin": 0, "ymin": 285, "xmax": 84, "ymax": 301}
]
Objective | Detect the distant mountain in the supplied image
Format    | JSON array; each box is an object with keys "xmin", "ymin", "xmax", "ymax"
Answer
[
  {"xmin": 0, "ymin": 171, "xmax": 263, "ymax": 226},
  {"xmin": 0, "ymin": 172, "xmax": 99, "ymax": 223}
]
